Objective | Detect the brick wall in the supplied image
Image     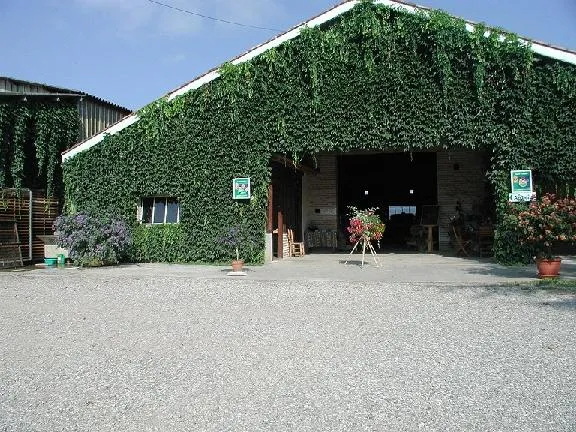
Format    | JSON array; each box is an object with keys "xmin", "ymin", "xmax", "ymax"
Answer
[
  {"xmin": 302, "ymin": 154, "xmax": 338, "ymax": 231},
  {"xmin": 437, "ymin": 150, "xmax": 488, "ymax": 250}
]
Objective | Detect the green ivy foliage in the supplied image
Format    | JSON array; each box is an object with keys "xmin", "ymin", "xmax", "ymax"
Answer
[
  {"xmin": 0, "ymin": 101, "xmax": 79, "ymax": 197},
  {"xmin": 131, "ymin": 224, "xmax": 189, "ymax": 263},
  {"xmin": 62, "ymin": 2, "xmax": 576, "ymax": 264}
]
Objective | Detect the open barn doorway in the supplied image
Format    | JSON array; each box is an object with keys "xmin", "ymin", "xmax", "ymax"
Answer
[
  {"xmin": 338, "ymin": 152, "xmax": 438, "ymax": 250},
  {"xmin": 271, "ymin": 161, "xmax": 303, "ymax": 258}
]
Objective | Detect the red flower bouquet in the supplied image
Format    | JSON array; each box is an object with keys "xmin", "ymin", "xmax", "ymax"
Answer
[{"xmin": 347, "ymin": 207, "xmax": 386, "ymax": 245}]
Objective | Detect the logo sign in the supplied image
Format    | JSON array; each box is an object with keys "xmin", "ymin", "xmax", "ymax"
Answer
[
  {"xmin": 232, "ymin": 177, "xmax": 251, "ymax": 200},
  {"xmin": 511, "ymin": 170, "xmax": 532, "ymax": 193},
  {"xmin": 509, "ymin": 170, "xmax": 534, "ymax": 202},
  {"xmin": 509, "ymin": 192, "xmax": 534, "ymax": 202}
]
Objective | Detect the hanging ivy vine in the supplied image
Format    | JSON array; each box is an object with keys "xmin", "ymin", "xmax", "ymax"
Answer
[
  {"xmin": 62, "ymin": 1, "xmax": 576, "ymax": 264},
  {"xmin": 0, "ymin": 101, "xmax": 79, "ymax": 197}
]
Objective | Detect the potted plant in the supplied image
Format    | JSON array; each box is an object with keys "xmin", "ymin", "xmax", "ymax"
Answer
[
  {"xmin": 218, "ymin": 226, "xmax": 247, "ymax": 273},
  {"xmin": 509, "ymin": 193, "xmax": 576, "ymax": 278}
]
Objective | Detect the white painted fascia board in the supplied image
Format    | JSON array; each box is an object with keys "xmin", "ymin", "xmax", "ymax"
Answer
[
  {"xmin": 62, "ymin": 0, "xmax": 576, "ymax": 162},
  {"xmin": 167, "ymin": 71, "xmax": 220, "ymax": 101},
  {"xmin": 62, "ymin": 114, "xmax": 139, "ymax": 162},
  {"xmin": 530, "ymin": 44, "xmax": 576, "ymax": 64},
  {"xmin": 462, "ymin": 22, "xmax": 576, "ymax": 65}
]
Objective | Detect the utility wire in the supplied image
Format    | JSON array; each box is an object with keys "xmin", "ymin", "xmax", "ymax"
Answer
[{"xmin": 145, "ymin": 0, "xmax": 283, "ymax": 32}]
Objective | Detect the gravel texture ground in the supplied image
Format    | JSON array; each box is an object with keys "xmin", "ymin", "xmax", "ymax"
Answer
[{"xmin": 1, "ymin": 268, "xmax": 575, "ymax": 431}]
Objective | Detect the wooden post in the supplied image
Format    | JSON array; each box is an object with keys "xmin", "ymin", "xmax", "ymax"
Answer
[
  {"xmin": 277, "ymin": 210, "xmax": 283, "ymax": 259},
  {"xmin": 267, "ymin": 184, "xmax": 273, "ymax": 234}
]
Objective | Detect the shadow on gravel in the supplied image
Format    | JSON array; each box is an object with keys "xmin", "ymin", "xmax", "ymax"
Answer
[
  {"xmin": 439, "ymin": 282, "xmax": 576, "ymax": 305},
  {"xmin": 542, "ymin": 297, "xmax": 576, "ymax": 310},
  {"xmin": 337, "ymin": 259, "xmax": 377, "ymax": 267},
  {"xmin": 465, "ymin": 261, "xmax": 576, "ymax": 281},
  {"xmin": 464, "ymin": 264, "xmax": 536, "ymax": 280}
]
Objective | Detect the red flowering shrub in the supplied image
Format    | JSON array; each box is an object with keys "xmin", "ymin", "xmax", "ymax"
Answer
[
  {"xmin": 507, "ymin": 193, "xmax": 576, "ymax": 259},
  {"xmin": 347, "ymin": 207, "xmax": 386, "ymax": 244}
]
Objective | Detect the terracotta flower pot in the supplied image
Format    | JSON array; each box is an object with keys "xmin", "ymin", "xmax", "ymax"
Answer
[
  {"xmin": 536, "ymin": 257, "xmax": 562, "ymax": 278},
  {"xmin": 231, "ymin": 259, "xmax": 244, "ymax": 272}
]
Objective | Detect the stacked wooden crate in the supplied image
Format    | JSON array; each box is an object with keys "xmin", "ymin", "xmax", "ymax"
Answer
[
  {"xmin": 0, "ymin": 190, "xmax": 59, "ymax": 262},
  {"xmin": 31, "ymin": 195, "xmax": 59, "ymax": 261},
  {"xmin": 0, "ymin": 221, "xmax": 23, "ymax": 268}
]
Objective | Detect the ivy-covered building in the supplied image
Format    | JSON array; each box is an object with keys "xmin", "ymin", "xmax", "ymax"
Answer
[{"xmin": 61, "ymin": 0, "xmax": 576, "ymax": 264}]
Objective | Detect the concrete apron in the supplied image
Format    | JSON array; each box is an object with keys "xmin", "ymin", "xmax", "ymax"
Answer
[
  {"xmin": 20, "ymin": 254, "xmax": 576, "ymax": 284},
  {"xmin": 253, "ymin": 253, "xmax": 576, "ymax": 284}
]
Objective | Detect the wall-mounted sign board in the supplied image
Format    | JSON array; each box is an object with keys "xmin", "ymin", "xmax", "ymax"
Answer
[
  {"xmin": 233, "ymin": 177, "xmax": 251, "ymax": 200},
  {"xmin": 509, "ymin": 170, "xmax": 534, "ymax": 202}
]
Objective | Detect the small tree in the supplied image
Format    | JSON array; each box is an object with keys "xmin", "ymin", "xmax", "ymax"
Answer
[{"xmin": 218, "ymin": 226, "xmax": 244, "ymax": 262}]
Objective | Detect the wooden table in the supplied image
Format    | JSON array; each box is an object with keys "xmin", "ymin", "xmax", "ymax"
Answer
[{"xmin": 421, "ymin": 224, "xmax": 437, "ymax": 253}]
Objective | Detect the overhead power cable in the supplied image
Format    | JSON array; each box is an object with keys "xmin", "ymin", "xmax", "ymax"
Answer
[{"xmin": 145, "ymin": 0, "xmax": 283, "ymax": 32}]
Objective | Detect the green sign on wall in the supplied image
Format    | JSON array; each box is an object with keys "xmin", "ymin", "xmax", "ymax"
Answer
[
  {"xmin": 232, "ymin": 177, "xmax": 251, "ymax": 200},
  {"xmin": 509, "ymin": 170, "xmax": 533, "ymax": 202},
  {"xmin": 511, "ymin": 170, "xmax": 532, "ymax": 192}
]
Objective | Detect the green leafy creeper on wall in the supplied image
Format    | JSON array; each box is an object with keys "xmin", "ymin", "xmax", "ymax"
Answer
[
  {"xmin": 62, "ymin": 2, "xmax": 576, "ymax": 264},
  {"xmin": 0, "ymin": 101, "xmax": 79, "ymax": 197}
]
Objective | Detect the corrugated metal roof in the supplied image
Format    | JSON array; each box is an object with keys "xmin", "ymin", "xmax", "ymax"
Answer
[
  {"xmin": 62, "ymin": 0, "xmax": 576, "ymax": 162},
  {"xmin": 0, "ymin": 76, "xmax": 131, "ymax": 114}
]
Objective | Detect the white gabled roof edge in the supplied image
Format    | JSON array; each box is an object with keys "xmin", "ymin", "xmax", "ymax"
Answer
[
  {"xmin": 63, "ymin": 114, "xmax": 139, "ymax": 161},
  {"xmin": 62, "ymin": 0, "xmax": 576, "ymax": 162},
  {"xmin": 530, "ymin": 44, "xmax": 576, "ymax": 64}
]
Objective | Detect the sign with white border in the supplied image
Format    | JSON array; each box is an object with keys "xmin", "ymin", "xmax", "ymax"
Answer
[
  {"xmin": 509, "ymin": 170, "xmax": 535, "ymax": 202},
  {"xmin": 232, "ymin": 177, "xmax": 251, "ymax": 200}
]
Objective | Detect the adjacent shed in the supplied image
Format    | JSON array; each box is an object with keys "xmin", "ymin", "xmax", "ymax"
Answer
[
  {"xmin": 0, "ymin": 77, "xmax": 130, "ymax": 263},
  {"xmin": 1, "ymin": 76, "xmax": 131, "ymax": 141}
]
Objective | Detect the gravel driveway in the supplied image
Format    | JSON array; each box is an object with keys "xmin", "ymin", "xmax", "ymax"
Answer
[{"xmin": 1, "ymin": 268, "xmax": 575, "ymax": 431}]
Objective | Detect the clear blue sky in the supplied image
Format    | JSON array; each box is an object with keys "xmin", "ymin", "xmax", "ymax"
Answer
[{"xmin": 1, "ymin": 0, "xmax": 575, "ymax": 110}]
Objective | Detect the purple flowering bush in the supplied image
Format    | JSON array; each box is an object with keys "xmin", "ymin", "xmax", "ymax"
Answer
[{"xmin": 53, "ymin": 212, "xmax": 132, "ymax": 266}]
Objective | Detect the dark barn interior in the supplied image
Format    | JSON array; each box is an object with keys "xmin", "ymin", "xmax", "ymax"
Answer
[{"xmin": 338, "ymin": 152, "xmax": 438, "ymax": 247}]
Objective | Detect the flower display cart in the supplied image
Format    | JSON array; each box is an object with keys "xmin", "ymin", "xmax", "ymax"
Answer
[{"xmin": 344, "ymin": 207, "xmax": 386, "ymax": 268}]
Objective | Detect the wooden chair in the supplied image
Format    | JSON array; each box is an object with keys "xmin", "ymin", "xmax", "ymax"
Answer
[
  {"xmin": 477, "ymin": 225, "xmax": 494, "ymax": 257},
  {"xmin": 287, "ymin": 228, "xmax": 305, "ymax": 257},
  {"xmin": 452, "ymin": 225, "xmax": 472, "ymax": 257}
]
